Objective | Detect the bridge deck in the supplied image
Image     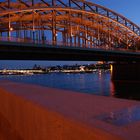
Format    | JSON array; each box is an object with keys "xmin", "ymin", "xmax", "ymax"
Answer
[{"xmin": 0, "ymin": 41, "xmax": 139, "ymax": 61}]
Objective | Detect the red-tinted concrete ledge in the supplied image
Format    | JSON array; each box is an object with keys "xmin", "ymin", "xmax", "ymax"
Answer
[{"xmin": 0, "ymin": 81, "xmax": 140, "ymax": 140}]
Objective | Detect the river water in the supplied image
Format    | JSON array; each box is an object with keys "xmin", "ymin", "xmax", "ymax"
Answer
[{"xmin": 0, "ymin": 71, "xmax": 140, "ymax": 101}]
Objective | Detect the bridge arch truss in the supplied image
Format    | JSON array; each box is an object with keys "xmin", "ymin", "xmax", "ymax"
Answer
[{"xmin": 0, "ymin": 0, "xmax": 140, "ymax": 51}]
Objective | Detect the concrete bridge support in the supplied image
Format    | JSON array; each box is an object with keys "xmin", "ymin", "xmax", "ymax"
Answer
[{"xmin": 111, "ymin": 62, "xmax": 140, "ymax": 81}]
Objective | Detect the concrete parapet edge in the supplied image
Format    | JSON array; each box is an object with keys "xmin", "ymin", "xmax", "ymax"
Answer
[{"xmin": 0, "ymin": 84, "xmax": 123, "ymax": 140}]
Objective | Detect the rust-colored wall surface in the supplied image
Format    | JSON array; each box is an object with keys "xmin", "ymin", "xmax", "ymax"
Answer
[{"xmin": 0, "ymin": 86, "xmax": 123, "ymax": 140}]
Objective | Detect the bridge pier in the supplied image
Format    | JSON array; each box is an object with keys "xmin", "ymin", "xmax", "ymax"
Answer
[{"xmin": 111, "ymin": 62, "xmax": 140, "ymax": 81}]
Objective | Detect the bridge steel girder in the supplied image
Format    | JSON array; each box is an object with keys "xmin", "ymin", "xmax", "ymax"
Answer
[
  {"xmin": 0, "ymin": 41, "xmax": 139, "ymax": 61},
  {"xmin": 0, "ymin": 0, "xmax": 139, "ymax": 54}
]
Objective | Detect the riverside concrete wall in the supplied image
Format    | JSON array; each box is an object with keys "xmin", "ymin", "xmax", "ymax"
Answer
[
  {"xmin": 0, "ymin": 81, "xmax": 140, "ymax": 140},
  {"xmin": 0, "ymin": 88, "xmax": 121, "ymax": 140}
]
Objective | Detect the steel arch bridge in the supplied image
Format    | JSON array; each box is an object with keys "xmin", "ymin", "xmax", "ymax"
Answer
[{"xmin": 0, "ymin": 0, "xmax": 140, "ymax": 51}]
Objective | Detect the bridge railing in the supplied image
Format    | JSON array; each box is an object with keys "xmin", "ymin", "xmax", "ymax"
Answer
[{"xmin": 0, "ymin": 37, "xmax": 139, "ymax": 53}]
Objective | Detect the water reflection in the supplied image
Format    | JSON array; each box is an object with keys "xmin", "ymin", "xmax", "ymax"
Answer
[
  {"xmin": 0, "ymin": 72, "xmax": 111, "ymax": 97},
  {"xmin": 0, "ymin": 72, "xmax": 140, "ymax": 100},
  {"xmin": 110, "ymin": 81, "xmax": 115, "ymax": 96}
]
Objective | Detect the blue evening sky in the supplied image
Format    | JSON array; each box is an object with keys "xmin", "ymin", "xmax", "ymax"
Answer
[
  {"xmin": 92, "ymin": 0, "xmax": 140, "ymax": 26},
  {"xmin": 0, "ymin": 0, "xmax": 139, "ymax": 69}
]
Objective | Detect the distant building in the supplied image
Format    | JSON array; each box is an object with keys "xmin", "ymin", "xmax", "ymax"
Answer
[{"xmin": 97, "ymin": 61, "xmax": 108, "ymax": 64}]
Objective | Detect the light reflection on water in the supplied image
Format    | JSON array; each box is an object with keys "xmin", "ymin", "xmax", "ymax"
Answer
[{"xmin": 0, "ymin": 71, "xmax": 140, "ymax": 100}]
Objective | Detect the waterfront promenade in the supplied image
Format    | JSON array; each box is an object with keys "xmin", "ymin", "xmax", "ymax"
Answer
[{"xmin": 0, "ymin": 81, "xmax": 140, "ymax": 140}]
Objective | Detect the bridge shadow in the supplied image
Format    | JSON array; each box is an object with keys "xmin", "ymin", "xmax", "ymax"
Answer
[{"xmin": 112, "ymin": 81, "xmax": 140, "ymax": 101}]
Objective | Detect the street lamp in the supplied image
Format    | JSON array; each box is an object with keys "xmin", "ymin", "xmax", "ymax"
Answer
[{"xmin": 10, "ymin": 27, "xmax": 13, "ymax": 31}]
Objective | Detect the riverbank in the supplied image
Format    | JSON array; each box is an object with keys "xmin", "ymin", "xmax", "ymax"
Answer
[
  {"xmin": 0, "ymin": 81, "xmax": 140, "ymax": 140},
  {"xmin": 0, "ymin": 69, "xmax": 110, "ymax": 75}
]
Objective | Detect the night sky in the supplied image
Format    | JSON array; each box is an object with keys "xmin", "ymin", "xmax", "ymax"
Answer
[{"xmin": 0, "ymin": 0, "xmax": 139, "ymax": 69}]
